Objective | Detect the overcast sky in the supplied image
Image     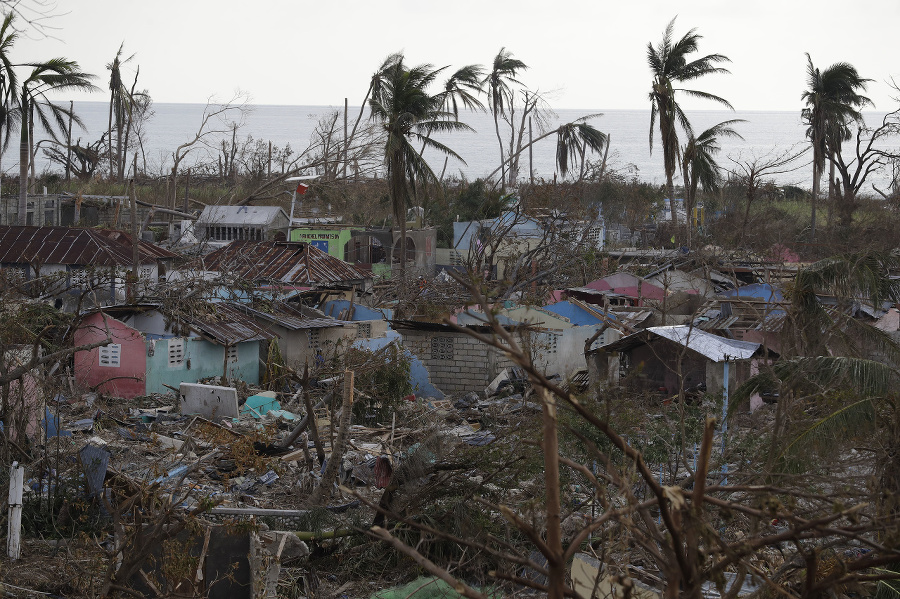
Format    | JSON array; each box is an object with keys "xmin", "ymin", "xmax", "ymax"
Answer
[{"xmin": 13, "ymin": 0, "xmax": 900, "ymax": 112}]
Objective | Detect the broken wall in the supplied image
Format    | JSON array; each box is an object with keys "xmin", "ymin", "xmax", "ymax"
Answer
[
  {"xmin": 145, "ymin": 337, "xmax": 263, "ymax": 394},
  {"xmin": 400, "ymin": 329, "xmax": 514, "ymax": 395}
]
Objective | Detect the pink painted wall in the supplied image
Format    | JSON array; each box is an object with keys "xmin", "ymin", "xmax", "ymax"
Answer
[{"xmin": 74, "ymin": 312, "xmax": 147, "ymax": 398}]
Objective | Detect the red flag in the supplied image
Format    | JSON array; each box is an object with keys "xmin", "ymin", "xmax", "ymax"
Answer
[{"xmin": 296, "ymin": 182, "xmax": 309, "ymax": 195}]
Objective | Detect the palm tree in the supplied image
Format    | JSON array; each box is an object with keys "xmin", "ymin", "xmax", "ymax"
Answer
[
  {"xmin": 368, "ymin": 53, "xmax": 471, "ymax": 276},
  {"xmin": 483, "ymin": 116, "xmax": 607, "ymax": 183},
  {"xmin": 17, "ymin": 59, "xmax": 96, "ymax": 225},
  {"xmin": 419, "ymin": 64, "xmax": 485, "ymax": 155},
  {"xmin": 680, "ymin": 120, "xmax": 743, "ymax": 246},
  {"xmin": 484, "ymin": 48, "xmax": 526, "ymax": 189},
  {"xmin": 0, "ymin": 13, "xmax": 20, "ymax": 201},
  {"xmin": 439, "ymin": 64, "xmax": 485, "ymax": 119},
  {"xmin": 107, "ymin": 42, "xmax": 136, "ymax": 182},
  {"xmin": 732, "ymin": 252, "xmax": 900, "ymax": 477},
  {"xmin": 555, "ymin": 116, "xmax": 608, "ymax": 178},
  {"xmin": 801, "ymin": 54, "xmax": 871, "ymax": 238},
  {"xmin": 647, "ymin": 17, "xmax": 732, "ymax": 230}
]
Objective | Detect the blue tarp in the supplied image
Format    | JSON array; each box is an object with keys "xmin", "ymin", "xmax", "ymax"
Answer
[
  {"xmin": 323, "ymin": 299, "xmax": 390, "ymax": 322},
  {"xmin": 541, "ymin": 301, "xmax": 611, "ymax": 326}
]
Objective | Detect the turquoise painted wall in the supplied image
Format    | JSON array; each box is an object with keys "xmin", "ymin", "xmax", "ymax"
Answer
[{"xmin": 144, "ymin": 337, "xmax": 261, "ymax": 394}]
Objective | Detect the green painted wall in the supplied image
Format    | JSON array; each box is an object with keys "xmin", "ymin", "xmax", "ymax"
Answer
[
  {"xmin": 144, "ymin": 337, "xmax": 261, "ymax": 394},
  {"xmin": 290, "ymin": 228, "xmax": 355, "ymax": 259}
]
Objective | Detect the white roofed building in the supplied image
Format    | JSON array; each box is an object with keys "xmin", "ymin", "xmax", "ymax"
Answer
[{"xmin": 193, "ymin": 205, "xmax": 290, "ymax": 245}]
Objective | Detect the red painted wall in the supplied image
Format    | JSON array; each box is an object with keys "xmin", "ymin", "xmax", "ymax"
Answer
[{"xmin": 74, "ymin": 312, "xmax": 147, "ymax": 398}]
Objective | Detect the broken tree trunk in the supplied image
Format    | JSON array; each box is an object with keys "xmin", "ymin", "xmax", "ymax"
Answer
[{"xmin": 307, "ymin": 370, "xmax": 353, "ymax": 506}]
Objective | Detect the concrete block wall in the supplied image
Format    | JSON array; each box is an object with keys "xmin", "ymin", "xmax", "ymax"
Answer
[{"xmin": 401, "ymin": 330, "xmax": 515, "ymax": 395}]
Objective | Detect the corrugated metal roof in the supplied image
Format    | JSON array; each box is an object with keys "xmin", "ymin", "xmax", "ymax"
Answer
[
  {"xmin": 604, "ymin": 325, "xmax": 760, "ymax": 362},
  {"xmin": 199, "ymin": 241, "xmax": 371, "ymax": 285},
  {"xmin": 0, "ymin": 226, "xmax": 176, "ymax": 267},
  {"xmin": 180, "ymin": 303, "xmax": 276, "ymax": 345},
  {"xmin": 236, "ymin": 302, "xmax": 347, "ymax": 331},
  {"xmin": 91, "ymin": 302, "xmax": 275, "ymax": 345}
]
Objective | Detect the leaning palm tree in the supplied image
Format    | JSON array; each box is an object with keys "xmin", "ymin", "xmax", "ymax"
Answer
[
  {"xmin": 107, "ymin": 42, "xmax": 136, "ymax": 182},
  {"xmin": 484, "ymin": 48, "xmax": 526, "ymax": 189},
  {"xmin": 648, "ymin": 17, "xmax": 732, "ymax": 230},
  {"xmin": 440, "ymin": 64, "xmax": 485, "ymax": 119},
  {"xmin": 17, "ymin": 58, "xmax": 96, "ymax": 225},
  {"xmin": 484, "ymin": 116, "xmax": 608, "ymax": 183},
  {"xmin": 680, "ymin": 120, "xmax": 743, "ymax": 246},
  {"xmin": 555, "ymin": 116, "xmax": 608, "ymax": 178},
  {"xmin": 801, "ymin": 54, "xmax": 871, "ymax": 239},
  {"xmin": 368, "ymin": 53, "xmax": 471, "ymax": 276}
]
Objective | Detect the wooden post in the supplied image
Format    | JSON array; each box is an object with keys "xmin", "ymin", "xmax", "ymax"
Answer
[
  {"xmin": 7, "ymin": 461, "xmax": 24, "ymax": 560},
  {"xmin": 541, "ymin": 388, "xmax": 564, "ymax": 599}
]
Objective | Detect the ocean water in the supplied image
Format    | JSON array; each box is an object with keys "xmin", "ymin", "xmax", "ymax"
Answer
[{"xmin": 12, "ymin": 101, "xmax": 896, "ymax": 191}]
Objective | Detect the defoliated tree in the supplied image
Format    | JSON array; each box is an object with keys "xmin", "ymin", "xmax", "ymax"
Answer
[
  {"xmin": 647, "ymin": 17, "xmax": 732, "ymax": 231},
  {"xmin": 484, "ymin": 48, "xmax": 526, "ymax": 190},
  {"xmin": 106, "ymin": 42, "xmax": 136, "ymax": 182}
]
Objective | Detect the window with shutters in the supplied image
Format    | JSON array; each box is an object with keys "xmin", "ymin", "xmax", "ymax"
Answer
[
  {"xmin": 356, "ymin": 323, "xmax": 371, "ymax": 339},
  {"xmin": 226, "ymin": 345, "xmax": 238, "ymax": 363}
]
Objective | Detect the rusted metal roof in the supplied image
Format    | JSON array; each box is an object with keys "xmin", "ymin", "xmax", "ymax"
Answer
[
  {"xmin": 97, "ymin": 302, "xmax": 275, "ymax": 346},
  {"xmin": 0, "ymin": 226, "xmax": 176, "ymax": 267},
  {"xmin": 199, "ymin": 241, "xmax": 371, "ymax": 286},
  {"xmin": 185, "ymin": 302, "xmax": 276, "ymax": 345},
  {"xmin": 235, "ymin": 301, "xmax": 347, "ymax": 331}
]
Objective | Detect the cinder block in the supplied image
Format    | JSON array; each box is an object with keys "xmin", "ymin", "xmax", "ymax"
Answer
[{"xmin": 179, "ymin": 383, "xmax": 239, "ymax": 418}]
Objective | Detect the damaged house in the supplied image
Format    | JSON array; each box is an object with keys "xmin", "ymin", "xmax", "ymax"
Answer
[
  {"xmin": 0, "ymin": 225, "xmax": 176, "ymax": 310},
  {"xmin": 589, "ymin": 325, "xmax": 764, "ymax": 400},
  {"xmin": 73, "ymin": 302, "xmax": 274, "ymax": 398},
  {"xmin": 392, "ymin": 320, "xmax": 517, "ymax": 395},
  {"xmin": 191, "ymin": 240, "xmax": 374, "ymax": 293},
  {"xmin": 234, "ymin": 300, "xmax": 358, "ymax": 367},
  {"xmin": 191, "ymin": 205, "xmax": 290, "ymax": 244}
]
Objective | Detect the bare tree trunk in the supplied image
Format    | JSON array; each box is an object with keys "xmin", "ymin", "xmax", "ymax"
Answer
[
  {"xmin": 108, "ymin": 94, "xmax": 115, "ymax": 180},
  {"xmin": 65, "ymin": 100, "xmax": 73, "ymax": 183},
  {"xmin": 308, "ymin": 370, "xmax": 353, "ymax": 506},
  {"xmin": 342, "ymin": 97, "xmax": 348, "ymax": 180},
  {"xmin": 120, "ymin": 69, "xmax": 140, "ymax": 183},
  {"xmin": 183, "ymin": 168, "xmax": 190, "ymax": 215},
  {"xmin": 28, "ymin": 109, "xmax": 35, "ymax": 190},
  {"xmin": 17, "ymin": 94, "xmax": 28, "ymax": 226},
  {"xmin": 811, "ymin": 166, "xmax": 819, "ymax": 241},
  {"xmin": 493, "ymin": 111, "xmax": 506, "ymax": 190}
]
